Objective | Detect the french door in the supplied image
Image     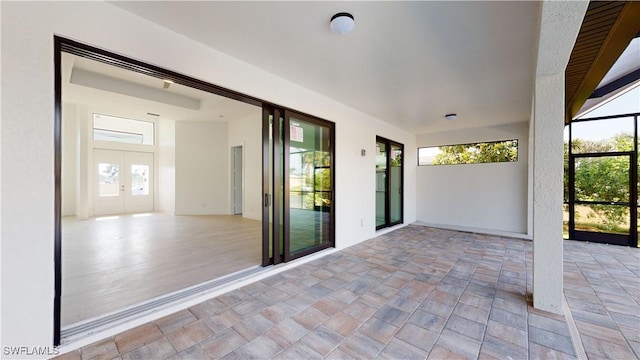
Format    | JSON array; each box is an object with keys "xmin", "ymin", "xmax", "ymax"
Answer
[
  {"xmin": 262, "ymin": 108, "xmax": 335, "ymax": 265},
  {"xmin": 93, "ymin": 149, "xmax": 154, "ymax": 215}
]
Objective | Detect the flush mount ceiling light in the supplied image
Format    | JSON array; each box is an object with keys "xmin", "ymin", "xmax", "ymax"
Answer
[
  {"xmin": 330, "ymin": 12, "xmax": 355, "ymax": 34},
  {"xmin": 445, "ymin": 113, "xmax": 457, "ymax": 121}
]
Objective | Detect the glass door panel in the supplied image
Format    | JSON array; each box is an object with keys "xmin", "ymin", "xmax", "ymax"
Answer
[
  {"xmin": 285, "ymin": 111, "xmax": 334, "ymax": 260},
  {"xmin": 130, "ymin": 165, "xmax": 149, "ymax": 196},
  {"xmin": 263, "ymin": 109, "xmax": 284, "ymax": 265},
  {"xmin": 389, "ymin": 144, "xmax": 403, "ymax": 224},
  {"xmin": 376, "ymin": 137, "xmax": 403, "ymax": 230},
  {"xmin": 376, "ymin": 142, "xmax": 387, "ymax": 228},
  {"xmin": 98, "ymin": 163, "xmax": 120, "ymax": 197},
  {"xmin": 263, "ymin": 107, "xmax": 334, "ymax": 264},
  {"xmin": 571, "ymin": 154, "xmax": 633, "ymax": 245}
]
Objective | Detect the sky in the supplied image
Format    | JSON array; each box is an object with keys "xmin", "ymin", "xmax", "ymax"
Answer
[{"xmin": 565, "ymin": 85, "xmax": 640, "ymax": 142}]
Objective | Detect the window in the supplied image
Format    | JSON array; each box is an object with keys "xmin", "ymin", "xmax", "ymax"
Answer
[
  {"xmin": 93, "ymin": 113, "xmax": 155, "ymax": 145},
  {"xmin": 418, "ymin": 139, "xmax": 518, "ymax": 166}
]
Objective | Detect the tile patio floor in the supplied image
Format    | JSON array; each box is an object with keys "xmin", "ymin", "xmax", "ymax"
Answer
[{"xmin": 54, "ymin": 225, "xmax": 640, "ymax": 359}]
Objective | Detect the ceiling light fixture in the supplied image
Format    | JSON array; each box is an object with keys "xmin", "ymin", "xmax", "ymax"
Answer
[
  {"xmin": 445, "ymin": 113, "xmax": 457, "ymax": 121},
  {"xmin": 330, "ymin": 12, "xmax": 355, "ymax": 34}
]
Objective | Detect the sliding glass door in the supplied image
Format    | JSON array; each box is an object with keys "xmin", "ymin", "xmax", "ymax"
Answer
[
  {"xmin": 263, "ymin": 108, "xmax": 335, "ymax": 264},
  {"xmin": 376, "ymin": 137, "xmax": 403, "ymax": 230}
]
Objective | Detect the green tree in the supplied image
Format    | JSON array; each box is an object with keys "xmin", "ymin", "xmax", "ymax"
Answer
[
  {"xmin": 566, "ymin": 133, "xmax": 634, "ymax": 233},
  {"xmin": 432, "ymin": 140, "xmax": 517, "ymax": 165}
]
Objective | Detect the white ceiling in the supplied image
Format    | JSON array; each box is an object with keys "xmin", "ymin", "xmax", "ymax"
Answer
[{"xmin": 109, "ymin": 1, "xmax": 540, "ymax": 135}]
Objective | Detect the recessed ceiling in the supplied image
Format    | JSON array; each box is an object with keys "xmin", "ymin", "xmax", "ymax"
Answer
[
  {"xmin": 110, "ymin": 1, "xmax": 539, "ymax": 134},
  {"xmin": 62, "ymin": 52, "xmax": 260, "ymax": 122}
]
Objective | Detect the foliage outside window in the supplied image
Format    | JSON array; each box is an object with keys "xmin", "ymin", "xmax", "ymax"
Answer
[
  {"xmin": 418, "ymin": 139, "xmax": 518, "ymax": 166},
  {"xmin": 565, "ymin": 132, "xmax": 634, "ymax": 234},
  {"xmin": 290, "ymin": 150, "xmax": 331, "ymax": 210}
]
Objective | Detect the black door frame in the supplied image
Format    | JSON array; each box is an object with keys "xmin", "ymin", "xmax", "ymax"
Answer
[
  {"xmin": 376, "ymin": 136, "xmax": 404, "ymax": 230},
  {"xmin": 54, "ymin": 36, "xmax": 336, "ymax": 345},
  {"xmin": 282, "ymin": 110, "xmax": 336, "ymax": 262},
  {"xmin": 566, "ymin": 112, "xmax": 639, "ymax": 247}
]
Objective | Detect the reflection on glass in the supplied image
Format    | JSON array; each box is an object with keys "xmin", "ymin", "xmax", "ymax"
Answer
[
  {"xmin": 390, "ymin": 145, "xmax": 402, "ymax": 223},
  {"xmin": 563, "ymin": 204, "xmax": 569, "ymax": 239},
  {"xmin": 574, "ymin": 204, "xmax": 629, "ymax": 235},
  {"xmin": 268, "ymin": 114, "xmax": 273, "ymax": 259},
  {"xmin": 289, "ymin": 118, "xmax": 331, "ymax": 254},
  {"xmin": 98, "ymin": 163, "xmax": 119, "ymax": 197},
  {"xmin": 574, "ymin": 156, "xmax": 629, "ymax": 202},
  {"xmin": 376, "ymin": 142, "xmax": 387, "ymax": 227},
  {"xmin": 571, "ymin": 117, "xmax": 634, "ymax": 153},
  {"xmin": 279, "ymin": 116, "xmax": 284, "ymax": 258},
  {"xmin": 130, "ymin": 165, "xmax": 149, "ymax": 196}
]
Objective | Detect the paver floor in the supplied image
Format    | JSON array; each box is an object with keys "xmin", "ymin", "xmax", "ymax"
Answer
[{"xmin": 54, "ymin": 225, "xmax": 640, "ymax": 359}]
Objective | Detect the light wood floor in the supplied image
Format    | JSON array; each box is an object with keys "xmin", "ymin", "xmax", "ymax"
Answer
[{"xmin": 61, "ymin": 213, "xmax": 261, "ymax": 326}]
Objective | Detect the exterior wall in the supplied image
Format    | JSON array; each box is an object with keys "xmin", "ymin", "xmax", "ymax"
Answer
[
  {"xmin": 0, "ymin": 1, "xmax": 416, "ymax": 354},
  {"xmin": 416, "ymin": 122, "xmax": 529, "ymax": 236}
]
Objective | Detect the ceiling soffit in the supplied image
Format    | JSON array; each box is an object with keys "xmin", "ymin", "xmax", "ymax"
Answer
[{"xmin": 565, "ymin": 1, "xmax": 640, "ymax": 122}]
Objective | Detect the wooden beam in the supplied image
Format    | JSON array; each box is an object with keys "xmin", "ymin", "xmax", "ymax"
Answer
[{"xmin": 566, "ymin": 1, "xmax": 640, "ymax": 122}]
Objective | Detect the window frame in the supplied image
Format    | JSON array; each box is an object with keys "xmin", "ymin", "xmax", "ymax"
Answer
[{"xmin": 417, "ymin": 139, "xmax": 519, "ymax": 166}]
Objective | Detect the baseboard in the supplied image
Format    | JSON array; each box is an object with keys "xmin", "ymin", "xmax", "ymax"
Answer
[{"xmin": 412, "ymin": 221, "xmax": 532, "ymax": 240}]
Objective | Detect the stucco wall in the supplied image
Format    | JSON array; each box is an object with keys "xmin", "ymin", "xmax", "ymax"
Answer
[{"xmin": 416, "ymin": 122, "xmax": 529, "ymax": 235}]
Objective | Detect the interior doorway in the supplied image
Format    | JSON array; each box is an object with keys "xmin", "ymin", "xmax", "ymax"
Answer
[
  {"xmin": 54, "ymin": 37, "xmax": 337, "ymax": 344},
  {"xmin": 56, "ymin": 38, "xmax": 264, "ymax": 341},
  {"xmin": 232, "ymin": 146, "xmax": 243, "ymax": 215}
]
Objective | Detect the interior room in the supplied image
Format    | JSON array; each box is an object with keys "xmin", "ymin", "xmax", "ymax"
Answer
[{"xmin": 60, "ymin": 53, "xmax": 264, "ymax": 326}]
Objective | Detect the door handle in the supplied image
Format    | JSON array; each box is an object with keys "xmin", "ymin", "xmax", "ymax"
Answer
[{"xmin": 264, "ymin": 193, "xmax": 272, "ymax": 207}]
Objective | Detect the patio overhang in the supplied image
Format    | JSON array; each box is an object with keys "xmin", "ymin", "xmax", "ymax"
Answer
[{"xmin": 565, "ymin": 1, "xmax": 640, "ymax": 123}]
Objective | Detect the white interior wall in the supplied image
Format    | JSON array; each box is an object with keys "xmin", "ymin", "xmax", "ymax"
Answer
[
  {"xmin": 157, "ymin": 118, "xmax": 176, "ymax": 214},
  {"xmin": 175, "ymin": 121, "xmax": 229, "ymax": 215},
  {"xmin": 61, "ymin": 102, "xmax": 78, "ymax": 216},
  {"xmin": 0, "ymin": 1, "xmax": 416, "ymax": 354},
  {"xmin": 76, "ymin": 104, "xmax": 90, "ymax": 219},
  {"xmin": 227, "ymin": 111, "xmax": 262, "ymax": 221},
  {"xmin": 416, "ymin": 122, "xmax": 529, "ymax": 235}
]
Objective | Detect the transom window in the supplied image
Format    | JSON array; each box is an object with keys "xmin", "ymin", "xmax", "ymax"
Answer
[{"xmin": 93, "ymin": 113, "xmax": 154, "ymax": 145}]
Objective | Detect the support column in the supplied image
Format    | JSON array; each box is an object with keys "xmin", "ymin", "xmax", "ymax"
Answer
[
  {"xmin": 532, "ymin": 73, "xmax": 565, "ymax": 314},
  {"xmin": 531, "ymin": 0, "xmax": 588, "ymax": 315}
]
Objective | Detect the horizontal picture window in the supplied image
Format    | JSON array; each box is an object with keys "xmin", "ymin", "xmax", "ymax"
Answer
[{"xmin": 418, "ymin": 139, "xmax": 518, "ymax": 166}]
